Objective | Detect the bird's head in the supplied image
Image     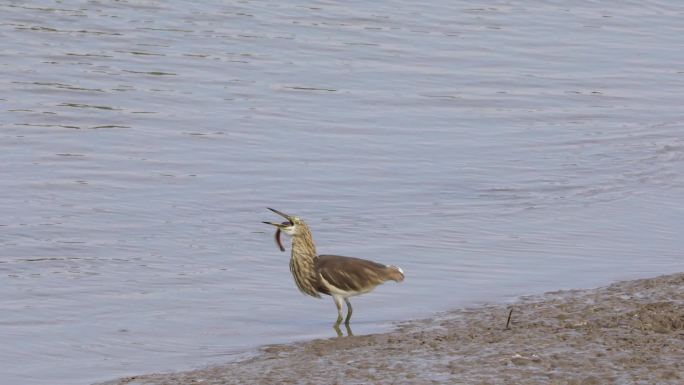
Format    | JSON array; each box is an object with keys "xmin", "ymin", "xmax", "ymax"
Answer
[{"xmin": 262, "ymin": 208, "xmax": 309, "ymax": 251}]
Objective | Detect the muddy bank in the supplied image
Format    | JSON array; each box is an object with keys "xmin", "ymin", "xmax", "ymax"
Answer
[{"xmin": 99, "ymin": 273, "xmax": 684, "ymax": 385}]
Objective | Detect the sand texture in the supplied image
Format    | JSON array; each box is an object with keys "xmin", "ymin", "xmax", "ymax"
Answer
[{"xmin": 99, "ymin": 273, "xmax": 684, "ymax": 385}]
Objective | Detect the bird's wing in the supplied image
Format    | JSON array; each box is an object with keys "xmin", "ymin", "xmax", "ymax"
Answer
[{"xmin": 316, "ymin": 255, "xmax": 392, "ymax": 293}]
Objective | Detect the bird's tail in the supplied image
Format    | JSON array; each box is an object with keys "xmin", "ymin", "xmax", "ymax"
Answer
[{"xmin": 386, "ymin": 265, "xmax": 405, "ymax": 282}]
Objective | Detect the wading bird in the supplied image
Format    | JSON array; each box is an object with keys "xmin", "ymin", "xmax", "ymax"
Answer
[{"xmin": 263, "ymin": 208, "xmax": 404, "ymax": 330}]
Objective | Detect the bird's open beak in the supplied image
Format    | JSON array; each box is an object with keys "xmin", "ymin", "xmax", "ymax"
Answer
[
  {"xmin": 262, "ymin": 207, "xmax": 293, "ymax": 228},
  {"xmin": 268, "ymin": 207, "xmax": 291, "ymax": 221},
  {"xmin": 263, "ymin": 208, "xmax": 291, "ymax": 252}
]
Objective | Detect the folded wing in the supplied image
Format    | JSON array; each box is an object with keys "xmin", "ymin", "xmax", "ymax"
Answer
[{"xmin": 316, "ymin": 255, "xmax": 399, "ymax": 294}]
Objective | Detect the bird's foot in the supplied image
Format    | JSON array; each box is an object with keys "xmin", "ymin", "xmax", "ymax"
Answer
[{"xmin": 332, "ymin": 323, "xmax": 353, "ymax": 337}]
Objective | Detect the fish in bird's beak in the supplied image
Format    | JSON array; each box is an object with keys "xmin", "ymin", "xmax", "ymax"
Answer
[
  {"xmin": 262, "ymin": 207, "xmax": 294, "ymax": 228},
  {"xmin": 262, "ymin": 208, "xmax": 293, "ymax": 252}
]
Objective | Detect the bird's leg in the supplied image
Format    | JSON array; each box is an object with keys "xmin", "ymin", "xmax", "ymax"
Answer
[
  {"xmin": 344, "ymin": 298, "xmax": 353, "ymax": 325},
  {"xmin": 344, "ymin": 323, "xmax": 353, "ymax": 337},
  {"xmin": 333, "ymin": 295, "xmax": 344, "ymax": 326}
]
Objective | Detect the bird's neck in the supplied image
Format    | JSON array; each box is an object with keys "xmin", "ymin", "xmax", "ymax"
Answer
[
  {"xmin": 289, "ymin": 224, "xmax": 320, "ymax": 297},
  {"xmin": 291, "ymin": 225, "xmax": 317, "ymax": 259}
]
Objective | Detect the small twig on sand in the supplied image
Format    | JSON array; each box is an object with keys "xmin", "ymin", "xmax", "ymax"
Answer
[{"xmin": 505, "ymin": 308, "xmax": 513, "ymax": 330}]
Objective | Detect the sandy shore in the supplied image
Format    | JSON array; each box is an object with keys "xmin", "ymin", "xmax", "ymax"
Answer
[{"xmin": 99, "ymin": 273, "xmax": 684, "ymax": 385}]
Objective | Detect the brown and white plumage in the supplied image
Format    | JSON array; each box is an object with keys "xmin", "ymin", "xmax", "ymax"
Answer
[
  {"xmin": 263, "ymin": 208, "xmax": 404, "ymax": 326},
  {"xmin": 316, "ymin": 255, "xmax": 404, "ymax": 296}
]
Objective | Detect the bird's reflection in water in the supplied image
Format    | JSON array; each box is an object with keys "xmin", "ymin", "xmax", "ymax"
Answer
[{"xmin": 333, "ymin": 323, "xmax": 353, "ymax": 337}]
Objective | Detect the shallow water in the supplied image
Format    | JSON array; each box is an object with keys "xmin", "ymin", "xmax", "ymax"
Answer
[{"xmin": 1, "ymin": 1, "xmax": 683, "ymax": 384}]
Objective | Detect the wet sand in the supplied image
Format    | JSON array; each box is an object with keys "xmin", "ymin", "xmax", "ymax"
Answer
[{"xmin": 100, "ymin": 273, "xmax": 684, "ymax": 385}]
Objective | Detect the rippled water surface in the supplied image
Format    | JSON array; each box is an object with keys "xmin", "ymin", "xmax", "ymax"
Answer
[{"xmin": 2, "ymin": 1, "xmax": 683, "ymax": 384}]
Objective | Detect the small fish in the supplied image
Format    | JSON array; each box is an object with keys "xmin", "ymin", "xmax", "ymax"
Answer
[{"xmin": 274, "ymin": 222, "xmax": 287, "ymax": 252}]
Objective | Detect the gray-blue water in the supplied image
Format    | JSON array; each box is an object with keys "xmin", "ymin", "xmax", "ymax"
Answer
[{"xmin": 1, "ymin": 1, "xmax": 683, "ymax": 384}]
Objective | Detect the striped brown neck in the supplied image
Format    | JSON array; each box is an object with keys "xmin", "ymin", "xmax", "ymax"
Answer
[{"xmin": 289, "ymin": 222, "xmax": 320, "ymax": 298}]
